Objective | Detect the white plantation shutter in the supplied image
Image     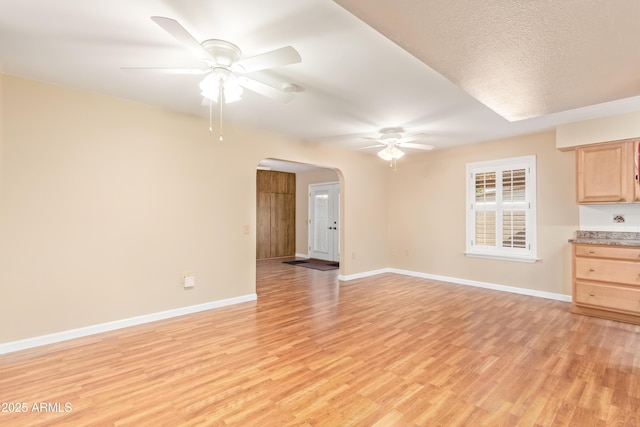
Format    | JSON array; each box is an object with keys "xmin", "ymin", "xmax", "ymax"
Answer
[
  {"xmin": 474, "ymin": 171, "xmax": 496, "ymax": 246},
  {"xmin": 501, "ymin": 168, "xmax": 527, "ymax": 249},
  {"xmin": 466, "ymin": 156, "xmax": 537, "ymax": 262}
]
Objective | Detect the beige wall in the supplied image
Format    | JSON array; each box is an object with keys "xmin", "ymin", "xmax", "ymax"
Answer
[
  {"xmin": 556, "ymin": 111, "xmax": 640, "ymax": 149},
  {"xmin": 0, "ymin": 74, "xmax": 387, "ymax": 343},
  {"xmin": 0, "ymin": 74, "xmax": 3, "ymax": 204},
  {"xmin": 294, "ymin": 168, "xmax": 339, "ymax": 256},
  {"xmin": 387, "ymin": 131, "xmax": 579, "ymax": 296}
]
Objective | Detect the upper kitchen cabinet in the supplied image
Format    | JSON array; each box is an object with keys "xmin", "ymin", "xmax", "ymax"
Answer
[{"xmin": 576, "ymin": 140, "xmax": 640, "ymax": 204}]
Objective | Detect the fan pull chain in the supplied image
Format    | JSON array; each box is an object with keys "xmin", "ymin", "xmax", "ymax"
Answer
[
  {"xmin": 218, "ymin": 78, "xmax": 225, "ymax": 142},
  {"xmin": 219, "ymin": 99, "xmax": 223, "ymax": 142},
  {"xmin": 209, "ymin": 100, "xmax": 213, "ymax": 133}
]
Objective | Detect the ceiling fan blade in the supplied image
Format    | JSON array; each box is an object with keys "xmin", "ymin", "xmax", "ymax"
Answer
[
  {"xmin": 398, "ymin": 142, "xmax": 434, "ymax": 150},
  {"xmin": 238, "ymin": 77, "xmax": 294, "ymax": 103},
  {"xmin": 151, "ymin": 16, "xmax": 213, "ymax": 63},
  {"xmin": 358, "ymin": 144, "xmax": 385, "ymax": 150},
  {"xmin": 121, "ymin": 67, "xmax": 208, "ymax": 75},
  {"xmin": 236, "ymin": 46, "xmax": 301, "ymax": 73},
  {"xmin": 397, "ymin": 133, "xmax": 428, "ymax": 143}
]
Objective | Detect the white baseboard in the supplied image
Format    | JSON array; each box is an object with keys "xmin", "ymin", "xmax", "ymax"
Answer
[
  {"xmin": 339, "ymin": 268, "xmax": 392, "ymax": 282},
  {"xmin": 340, "ymin": 267, "xmax": 571, "ymax": 302},
  {"xmin": 295, "ymin": 253, "xmax": 310, "ymax": 259},
  {"xmin": 0, "ymin": 294, "xmax": 257, "ymax": 355}
]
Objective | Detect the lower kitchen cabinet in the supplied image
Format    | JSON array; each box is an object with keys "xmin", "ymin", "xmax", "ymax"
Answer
[{"xmin": 572, "ymin": 243, "xmax": 640, "ymax": 324}]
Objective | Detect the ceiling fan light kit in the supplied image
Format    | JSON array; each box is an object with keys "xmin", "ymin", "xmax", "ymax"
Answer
[
  {"xmin": 377, "ymin": 145, "xmax": 405, "ymax": 161},
  {"xmin": 199, "ymin": 68, "xmax": 243, "ymax": 103}
]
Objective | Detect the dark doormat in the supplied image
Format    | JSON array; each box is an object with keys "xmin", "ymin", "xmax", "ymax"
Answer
[
  {"xmin": 283, "ymin": 259, "xmax": 339, "ymax": 271},
  {"xmin": 283, "ymin": 260, "xmax": 310, "ymax": 265}
]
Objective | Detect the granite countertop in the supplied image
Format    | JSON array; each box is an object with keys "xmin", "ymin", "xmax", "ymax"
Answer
[{"xmin": 569, "ymin": 231, "xmax": 640, "ymax": 247}]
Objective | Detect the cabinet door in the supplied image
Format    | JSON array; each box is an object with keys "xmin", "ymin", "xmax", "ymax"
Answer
[
  {"xmin": 256, "ymin": 192, "xmax": 272, "ymax": 259},
  {"xmin": 270, "ymin": 171, "xmax": 295, "ymax": 194},
  {"xmin": 576, "ymin": 141, "xmax": 632, "ymax": 203},
  {"xmin": 270, "ymin": 193, "xmax": 295, "ymax": 257},
  {"xmin": 257, "ymin": 170, "xmax": 272, "ymax": 193},
  {"xmin": 256, "ymin": 170, "xmax": 296, "ymax": 259},
  {"xmin": 634, "ymin": 141, "xmax": 640, "ymax": 202}
]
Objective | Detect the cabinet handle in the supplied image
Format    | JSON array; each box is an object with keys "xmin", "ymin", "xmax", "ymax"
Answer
[
  {"xmin": 589, "ymin": 268, "xmax": 595, "ymax": 272},
  {"xmin": 589, "ymin": 292, "xmax": 595, "ymax": 296},
  {"xmin": 588, "ymin": 250, "xmax": 595, "ymax": 254}
]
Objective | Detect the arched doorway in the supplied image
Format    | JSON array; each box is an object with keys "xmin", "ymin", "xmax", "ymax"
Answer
[{"xmin": 256, "ymin": 159, "xmax": 342, "ymax": 263}]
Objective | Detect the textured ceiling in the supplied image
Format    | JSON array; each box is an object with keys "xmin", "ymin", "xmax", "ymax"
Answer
[
  {"xmin": 1, "ymin": 0, "xmax": 639, "ymax": 160},
  {"xmin": 334, "ymin": 0, "xmax": 640, "ymax": 121}
]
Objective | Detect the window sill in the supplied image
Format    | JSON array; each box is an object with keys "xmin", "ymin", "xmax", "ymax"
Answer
[{"xmin": 464, "ymin": 252, "xmax": 540, "ymax": 263}]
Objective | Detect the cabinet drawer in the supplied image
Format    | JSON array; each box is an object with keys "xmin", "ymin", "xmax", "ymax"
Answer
[
  {"xmin": 575, "ymin": 257, "xmax": 640, "ymax": 285},
  {"xmin": 575, "ymin": 244, "xmax": 640, "ymax": 260},
  {"xmin": 575, "ymin": 281, "xmax": 640, "ymax": 314}
]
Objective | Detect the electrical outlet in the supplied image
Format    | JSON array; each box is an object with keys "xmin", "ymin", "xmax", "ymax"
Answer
[
  {"xmin": 182, "ymin": 271, "xmax": 195, "ymax": 289},
  {"xmin": 613, "ymin": 214, "xmax": 625, "ymax": 223},
  {"xmin": 183, "ymin": 275, "xmax": 195, "ymax": 289}
]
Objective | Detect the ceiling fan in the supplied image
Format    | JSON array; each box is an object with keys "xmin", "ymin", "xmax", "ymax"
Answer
[
  {"xmin": 360, "ymin": 127, "xmax": 434, "ymax": 168},
  {"xmin": 123, "ymin": 16, "xmax": 302, "ymax": 139}
]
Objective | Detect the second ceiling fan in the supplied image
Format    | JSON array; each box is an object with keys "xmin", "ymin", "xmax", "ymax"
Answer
[{"xmin": 361, "ymin": 127, "xmax": 434, "ymax": 169}]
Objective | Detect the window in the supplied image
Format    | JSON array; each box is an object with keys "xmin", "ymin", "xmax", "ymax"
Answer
[{"xmin": 465, "ymin": 155, "xmax": 537, "ymax": 262}]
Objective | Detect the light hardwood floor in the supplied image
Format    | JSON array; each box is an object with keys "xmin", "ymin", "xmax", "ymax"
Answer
[{"xmin": 1, "ymin": 259, "xmax": 640, "ymax": 426}]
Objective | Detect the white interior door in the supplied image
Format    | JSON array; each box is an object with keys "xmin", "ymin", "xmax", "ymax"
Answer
[{"xmin": 309, "ymin": 182, "xmax": 340, "ymax": 261}]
